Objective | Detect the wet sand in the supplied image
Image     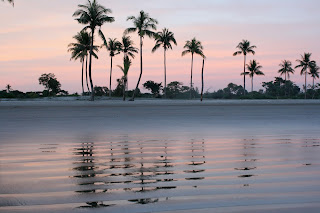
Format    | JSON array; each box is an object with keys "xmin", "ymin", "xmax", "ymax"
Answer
[{"xmin": 1, "ymin": 99, "xmax": 320, "ymax": 212}]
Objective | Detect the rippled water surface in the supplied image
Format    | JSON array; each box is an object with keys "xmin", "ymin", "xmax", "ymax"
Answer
[{"xmin": 1, "ymin": 136, "xmax": 320, "ymax": 212}]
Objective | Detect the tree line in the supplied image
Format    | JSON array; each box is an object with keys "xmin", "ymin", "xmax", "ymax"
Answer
[{"xmin": 2, "ymin": 0, "xmax": 319, "ymax": 101}]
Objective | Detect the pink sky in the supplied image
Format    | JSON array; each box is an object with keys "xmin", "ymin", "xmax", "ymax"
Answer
[{"xmin": 1, "ymin": 0, "xmax": 320, "ymax": 93}]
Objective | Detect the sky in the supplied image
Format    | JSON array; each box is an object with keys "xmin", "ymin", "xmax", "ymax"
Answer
[{"xmin": 1, "ymin": 0, "xmax": 320, "ymax": 93}]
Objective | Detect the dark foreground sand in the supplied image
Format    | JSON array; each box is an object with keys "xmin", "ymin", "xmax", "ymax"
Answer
[{"xmin": 1, "ymin": 99, "xmax": 320, "ymax": 213}]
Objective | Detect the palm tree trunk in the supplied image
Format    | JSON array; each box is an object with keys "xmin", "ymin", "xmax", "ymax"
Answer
[
  {"xmin": 285, "ymin": 73, "xmax": 287, "ymax": 97},
  {"xmin": 85, "ymin": 55, "xmax": 90, "ymax": 94},
  {"xmin": 131, "ymin": 36, "xmax": 143, "ymax": 101},
  {"xmin": 164, "ymin": 48, "xmax": 167, "ymax": 99},
  {"xmin": 251, "ymin": 76, "xmax": 253, "ymax": 92},
  {"xmin": 81, "ymin": 59, "xmax": 84, "ymax": 95},
  {"xmin": 109, "ymin": 57, "xmax": 113, "ymax": 98},
  {"xmin": 89, "ymin": 30, "xmax": 95, "ymax": 101},
  {"xmin": 243, "ymin": 55, "xmax": 246, "ymax": 95},
  {"xmin": 190, "ymin": 53, "xmax": 194, "ymax": 99},
  {"xmin": 123, "ymin": 77, "xmax": 127, "ymax": 101},
  {"xmin": 201, "ymin": 58, "xmax": 204, "ymax": 102},
  {"xmin": 305, "ymin": 70, "xmax": 307, "ymax": 99}
]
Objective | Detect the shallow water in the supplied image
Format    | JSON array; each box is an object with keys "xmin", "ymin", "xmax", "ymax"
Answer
[{"xmin": 1, "ymin": 136, "xmax": 320, "ymax": 212}]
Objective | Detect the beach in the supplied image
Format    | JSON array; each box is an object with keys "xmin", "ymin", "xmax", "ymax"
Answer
[{"xmin": 1, "ymin": 99, "xmax": 320, "ymax": 212}]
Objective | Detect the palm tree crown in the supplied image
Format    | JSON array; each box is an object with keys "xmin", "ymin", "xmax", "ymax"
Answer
[
  {"xmin": 295, "ymin": 53, "xmax": 316, "ymax": 99},
  {"xmin": 278, "ymin": 60, "xmax": 295, "ymax": 81},
  {"xmin": 125, "ymin": 10, "xmax": 158, "ymax": 38},
  {"xmin": 120, "ymin": 35, "xmax": 138, "ymax": 59},
  {"xmin": 152, "ymin": 28, "xmax": 177, "ymax": 52},
  {"xmin": 233, "ymin": 40, "xmax": 256, "ymax": 56},
  {"xmin": 182, "ymin": 38, "xmax": 205, "ymax": 58}
]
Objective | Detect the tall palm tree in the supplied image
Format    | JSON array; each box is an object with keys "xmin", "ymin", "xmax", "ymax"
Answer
[
  {"xmin": 125, "ymin": 10, "xmax": 158, "ymax": 101},
  {"xmin": 182, "ymin": 38, "xmax": 205, "ymax": 99},
  {"xmin": 278, "ymin": 60, "xmax": 295, "ymax": 96},
  {"xmin": 2, "ymin": 0, "xmax": 13, "ymax": 6},
  {"xmin": 309, "ymin": 64, "xmax": 319, "ymax": 89},
  {"xmin": 99, "ymin": 31, "xmax": 121, "ymax": 98},
  {"xmin": 68, "ymin": 31, "xmax": 98, "ymax": 95},
  {"xmin": 118, "ymin": 56, "xmax": 132, "ymax": 101},
  {"xmin": 246, "ymin": 60, "xmax": 264, "ymax": 92},
  {"xmin": 295, "ymin": 53, "xmax": 316, "ymax": 99},
  {"xmin": 233, "ymin": 39, "xmax": 257, "ymax": 95},
  {"xmin": 73, "ymin": 0, "xmax": 114, "ymax": 101},
  {"xmin": 152, "ymin": 28, "xmax": 177, "ymax": 99}
]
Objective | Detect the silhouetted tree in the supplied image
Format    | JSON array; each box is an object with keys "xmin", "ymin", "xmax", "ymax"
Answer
[
  {"xmin": 295, "ymin": 53, "xmax": 316, "ymax": 99},
  {"xmin": 73, "ymin": 0, "xmax": 114, "ymax": 101},
  {"xmin": 246, "ymin": 60, "xmax": 264, "ymax": 92},
  {"xmin": 278, "ymin": 60, "xmax": 295, "ymax": 96},
  {"xmin": 38, "ymin": 73, "xmax": 61, "ymax": 95},
  {"xmin": 182, "ymin": 38, "xmax": 205, "ymax": 99},
  {"xmin": 143, "ymin": 80, "xmax": 163, "ymax": 97},
  {"xmin": 309, "ymin": 63, "xmax": 319, "ymax": 89},
  {"xmin": 125, "ymin": 10, "xmax": 158, "ymax": 101},
  {"xmin": 152, "ymin": 28, "xmax": 177, "ymax": 98},
  {"xmin": 68, "ymin": 31, "xmax": 98, "ymax": 95},
  {"xmin": 99, "ymin": 32, "xmax": 121, "ymax": 98},
  {"xmin": 118, "ymin": 56, "xmax": 132, "ymax": 101},
  {"xmin": 6, "ymin": 84, "xmax": 11, "ymax": 93},
  {"xmin": 233, "ymin": 40, "xmax": 257, "ymax": 95}
]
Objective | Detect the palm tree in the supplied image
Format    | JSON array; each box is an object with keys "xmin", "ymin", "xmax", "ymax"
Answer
[
  {"xmin": 6, "ymin": 84, "xmax": 11, "ymax": 93},
  {"xmin": 246, "ymin": 60, "xmax": 264, "ymax": 92},
  {"xmin": 182, "ymin": 38, "xmax": 205, "ymax": 99},
  {"xmin": 152, "ymin": 28, "xmax": 177, "ymax": 99},
  {"xmin": 120, "ymin": 35, "xmax": 138, "ymax": 91},
  {"xmin": 118, "ymin": 56, "xmax": 132, "ymax": 101},
  {"xmin": 278, "ymin": 60, "xmax": 295, "ymax": 96},
  {"xmin": 73, "ymin": 0, "xmax": 114, "ymax": 101},
  {"xmin": 125, "ymin": 10, "xmax": 158, "ymax": 101},
  {"xmin": 99, "ymin": 31, "xmax": 121, "ymax": 98},
  {"xmin": 309, "ymin": 64, "xmax": 319, "ymax": 89},
  {"xmin": 233, "ymin": 40, "xmax": 257, "ymax": 95},
  {"xmin": 68, "ymin": 31, "xmax": 98, "ymax": 95},
  {"xmin": 2, "ymin": 0, "xmax": 14, "ymax": 6},
  {"xmin": 295, "ymin": 53, "xmax": 316, "ymax": 99}
]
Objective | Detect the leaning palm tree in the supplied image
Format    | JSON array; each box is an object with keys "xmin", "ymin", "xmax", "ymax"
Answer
[
  {"xmin": 309, "ymin": 64, "xmax": 319, "ymax": 89},
  {"xmin": 246, "ymin": 60, "xmax": 264, "ymax": 92},
  {"xmin": 152, "ymin": 28, "xmax": 177, "ymax": 99},
  {"xmin": 295, "ymin": 53, "xmax": 316, "ymax": 99},
  {"xmin": 182, "ymin": 38, "xmax": 205, "ymax": 99},
  {"xmin": 125, "ymin": 10, "xmax": 158, "ymax": 101},
  {"xmin": 2, "ymin": 0, "xmax": 13, "ymax": 6},
  {"xmin": 73, "ymin": 0, "xmax": 114, "ymax": 101},
  {"xmin": 200, "ymin": 58, "xmax": 205, "ymax": 102},
  {"xmin": 233, "ymin": 40, "xmax": 257, "ymax": 95},
  {"xmin": 118, "ymin": 56, "xmax": 132, "ymax": 101},
  {"xmin": 278, "ymin": 60, "xmax": 295, "ymax": 96},
  {"xmin": 68, "ymin": 31, "xmax": 98, "ymax": 95},
  {"xmin": 99, "ymin": 31, "xmax": 121, "ymax": 98}
]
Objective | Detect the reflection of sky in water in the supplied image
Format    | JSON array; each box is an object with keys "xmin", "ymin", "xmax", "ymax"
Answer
[{"xmin": 1, "ymin": 137, "xmax": 320, "ymax": 211}]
